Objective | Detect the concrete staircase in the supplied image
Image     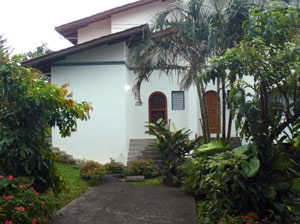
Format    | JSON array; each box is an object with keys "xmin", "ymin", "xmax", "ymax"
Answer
[
  {"xmin": 127, "ymin": 137, "xmax": 241, "ymax": 165},
  {"xmin": 51, "ymin": 147, "xmax": 76, "ymax": 164},
  {"xmin": 127, "ymin": 139, "xmax": 160, "ymax": 165}
]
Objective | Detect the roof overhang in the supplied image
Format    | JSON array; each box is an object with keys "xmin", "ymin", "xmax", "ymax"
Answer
[
  {"xmin": 22, "ymin": 24, "xmax": 148, "ymax": 73},
  {"xmin": 55, "ymin": 0, "xmax": 163, "ymax": 45}
]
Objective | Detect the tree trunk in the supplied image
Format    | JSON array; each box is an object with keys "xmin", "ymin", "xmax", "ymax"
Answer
[
  {"xmin": 200, "ymin": 80, "xmax": 211, "ymax": 142},
  {"xmin": 227, "ymin": 109, "xmax": 232, "ymax": 143},
  {"xmin": 222, "ymin": 77, "xmax": 226, "ymax": 142},
  {"xmin": 226, "ymin": 85, "xmax": 233, "ymax": 143},
  {"xmin": 196, "ymin": 81, "xmax": 208, "ymax": 143},
  {"xmin": 217, "ymin": 77, "xmax": 221, "ymax": 140}
]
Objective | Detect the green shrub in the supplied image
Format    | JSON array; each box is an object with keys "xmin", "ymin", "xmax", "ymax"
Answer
[
  {"xmin": 183, "ymin": 142, "xmax": 299, "ymax": 223},
  {"xmin": 80, "ymin": 161, "xmax": 106, "ymax": 185},
  {"xmin": 124, "ymin": 159, "xmax": 159, "ymax": 178},
  {"xmin": 0, "ymin": 52, "xmax": 92, "ymax": 193},
  {"xmin": 0, "ymin": 175, "xmax": 54, "ymax": 223},
  {"xmin": 104, "ymin": 159, "xmax": 125, "ymax": 174},
  {"xmin": 145, "ymin": 119, "xmax": 202, "ymax": 185}
]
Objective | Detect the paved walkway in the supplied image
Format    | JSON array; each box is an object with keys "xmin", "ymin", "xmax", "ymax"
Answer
[{"xmin": 50, "ymin": 175, "xmax": 197, "ymax": 224}]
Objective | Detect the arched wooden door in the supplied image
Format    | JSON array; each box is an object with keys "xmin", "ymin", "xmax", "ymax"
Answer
[
  {"xmin": 149, "ymin": 92, "xmax": 168, "ymax": 123},
  {"xmin": 205, "ymin": 91, "xmax": 218, "ymax": 133}
]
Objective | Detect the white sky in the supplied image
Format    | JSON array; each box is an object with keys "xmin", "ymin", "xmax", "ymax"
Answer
[{"xmin": 1, "ymin": 0, "xmax": 136, "ymax": 54}]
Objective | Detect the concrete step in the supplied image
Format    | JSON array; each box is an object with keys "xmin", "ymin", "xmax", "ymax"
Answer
[
  {"xmin": 128, "ymin": 151, "xmax": 142, "ymax": 157},
  {"xmin": 130, "ymin": 139, "xmax": 156, "ymax": 143},
  {"xmin": 140, "ymin": 151, "xmax": 160, "ymax": 157},
  {"xmin": 129, "ymin": 139, "xmax": 156, "ymax": 147},
  {"xmin": 128, "ymin": 147, "xmax": 146, "ymax": 152},
  {"xmin": 135, "ymin": 156, "xmax": 161, "ymax": 160},
  {"xmin": 129, "ymin": 142, "xmax": 156, "ymax": 147},
  {"xmin": 127, "ymin": 139, "xmax": 160, "ymax": 165}
]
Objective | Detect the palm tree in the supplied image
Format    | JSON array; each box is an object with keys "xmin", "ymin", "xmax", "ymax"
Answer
[
  {"xmin": 129, "ymin": 0, "xmax": 213, "ymax": 142},
  {"xmin": 129, "ymin": 0, "xmax": 261, "ymax": 143}
]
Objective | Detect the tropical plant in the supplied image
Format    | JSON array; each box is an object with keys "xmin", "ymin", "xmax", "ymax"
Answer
[
  {"xmin": 0, "ymin": 51, "xmax": 92, "ymax": 193},
  {"xmin": 182, "ymin": 142, "xmax": 300, "ymax": 223},
  {"xmin": 189, "ymin": 139, "xmax": 300, "ymax": 222},
  {"xmin": 129, "ymin": 0, "xmax": 259, "ymax": 143},
  {"xmin": 123, "ymin": 159, "xmax": 159, "ymax": 178},
  {"xmin": 145, "ymin": 118, "xmax": 202, "ymax": 185}
]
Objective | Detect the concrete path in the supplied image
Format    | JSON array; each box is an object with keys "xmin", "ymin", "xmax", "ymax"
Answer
[{"xmin": 50, "ymin": 175, "xmax": 197, "ymax": 224}]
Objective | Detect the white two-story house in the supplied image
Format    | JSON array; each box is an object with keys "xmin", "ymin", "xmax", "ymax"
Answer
[{"xmin": 23, "ymin": 0, "xmax": 239, "ymax": 164}]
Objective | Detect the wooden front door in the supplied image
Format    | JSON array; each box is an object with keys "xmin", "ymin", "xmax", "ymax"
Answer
[
  {"xmin": 205, "ymin": 91, "xmax": 218, "ymax": 133},
  {"xmin": 149, "ymin": 92, "xmax": 168, "ymax": 123}
]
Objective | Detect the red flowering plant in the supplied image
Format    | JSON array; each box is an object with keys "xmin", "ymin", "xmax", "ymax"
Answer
[
  {"xmin": 124, "ymin": 159, "xmax": 159, "ymax": 178},
  {"xmin": 219, "ymin": 215, "xmax": 279, "ymax": 224},
  {"xmin": 104, "ymin": 159, "xmax": 125, "ymax": 174},
  {"xmin": 145, "ymin": 118, "xmax": 202, "ymax": 185},
  {"xmin": 0, "ymin": 175, "xmax": 54, "ymax": 224},
  {"xmin": 80, "ymin": 161, "xmax": 106, "ymax": 185}
]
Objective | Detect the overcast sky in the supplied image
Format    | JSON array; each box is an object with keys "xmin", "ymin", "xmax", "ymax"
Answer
[{"xmin": 1, "ymin": 0, "xmax": 136, "ymax": 54}]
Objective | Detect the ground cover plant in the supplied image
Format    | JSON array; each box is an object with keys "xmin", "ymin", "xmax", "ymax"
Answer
[
  {"xmin": 123, "ymin": 159, "xmax": 159, "ymax": 178},
  {"xmin": 49, "ymin": 162, "xmax": 90, "ymax": 210},
  {"xmin": 124, "ymin": 176, "xmax": 166, "ymax": 187},
  {"xmin": 145, "ymin": 119, "xmax": 202, "ymax": 185}
]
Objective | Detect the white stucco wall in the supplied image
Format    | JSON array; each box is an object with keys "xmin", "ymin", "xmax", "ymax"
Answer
[
  {"xmin": 111, "ymin": 0, "xmax": 176, "ymax": 33},
  {"xmin": 51, "ymin": 43, "xmax": 129, "ymax": 164},
  {"xmin": 78, "ymin": 18, "xmax": 111, "ymax": 44},
  {"xmin": 76, "ymin": 0, "xmax": 177, "ymax": 43}
]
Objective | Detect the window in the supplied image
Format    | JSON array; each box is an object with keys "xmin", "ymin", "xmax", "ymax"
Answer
[{"xmin": 172, "ymin": 91, "xmax": 185, "ymax": 110}]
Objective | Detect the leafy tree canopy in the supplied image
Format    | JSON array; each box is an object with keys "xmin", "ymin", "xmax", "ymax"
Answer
[
  {"xmin": 205, "ymin": 2, "xmax": 300, "ymax": 156},
  {"xmin": 0, "ymin": 51, "xmax": 92, "ymax": 192}
]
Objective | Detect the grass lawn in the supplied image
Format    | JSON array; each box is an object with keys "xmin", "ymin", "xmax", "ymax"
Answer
[
  {"xmin": 50, "ymin": 162, "xmax": 91, "ymax": 210},
  {"xmin": 123, "ymin": 176, "xmax": 166, "ymax": 187}
]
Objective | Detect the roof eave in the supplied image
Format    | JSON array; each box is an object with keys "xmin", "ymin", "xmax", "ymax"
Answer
[
  {"xmin": 22, "ymin": 24, "xmax": 148, "ymax": 73},
  {"xmin": 55, "ymin": 0, "xmax": 160, "ymax": 44}
]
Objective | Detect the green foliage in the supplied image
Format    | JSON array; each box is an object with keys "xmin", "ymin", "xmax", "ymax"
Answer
[
  {"xmin": 145, "ymin": 118, "xmax": 202, "ymax": 185},
  {"xmin": 206, "ymin": 3, "xmax": 300, "ymax": 151},
  {"xmin": 193, "ymin": 140, "xmax": 231, "ymax": 157},
  {"xmin": 125, "ymin": 176, "xmax": 165, "ymax": 187},
  {"xmin": 104, "ymin": 159, "xmax": 125, "ymax": 174},
  {"xmin": 0, "ymin": 175, "xmax": 54, "ymax": 223},
  {"xmin": 80, "ymin": 161, "xmax": 106, "ymax": 185},
  {"xmin": 203, "ymin": 3, "xmax": 300, "ymax": 221},
  {"xmin": 182, "ymin": 142, "xmax": 300, "ymax": 223},
  {"xmin": 0, "ymin": 51, "xmax": 92, "ymax": 193},
  {"xmin": 123, "ymin": 159, "xmax": 159, "ymax": 178}
]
